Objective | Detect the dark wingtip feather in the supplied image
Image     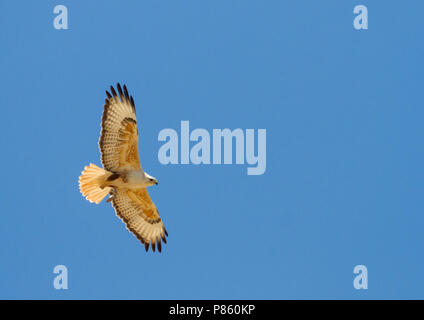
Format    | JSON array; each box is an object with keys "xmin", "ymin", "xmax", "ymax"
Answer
[
  {"xmin": 157, "ymin": 240, "xmax": 162, "ymax": 253},
  {"xmin": 130, "ymin": 96, "xmax": 135, "ymax": 108},
  {"xmin": 117, "ymin": 83, "xmax": 124, "ymax": 99},
  {"xmin": 123, "ymin": 85, "xmax": 129, "ymax": 99},
  {"xmin": 144, "ymin": 242, "xmax": 149, "ymax": 252},
  {"xmin": 164, "ymin": 227, "xmax": 168, "ymax": 237},
  {"xmin": 161, "ymin": 234, "xmax": 167, "ymax": 244},
  {"xmin": 152, "ymin": 241, "xmax": 156, "ymax": 252},
  {"xmin": 110, "ymin": 85, "xmax": 117, "ymax": 97},
  {"xmin": 106, "ymin": 90, "xmax": 112, "ymax": 99}
]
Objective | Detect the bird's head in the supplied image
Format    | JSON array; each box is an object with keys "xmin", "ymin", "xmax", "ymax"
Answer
[{"xmin": 145, "ymin": 173, "xmax": 158, "ymax": 186}]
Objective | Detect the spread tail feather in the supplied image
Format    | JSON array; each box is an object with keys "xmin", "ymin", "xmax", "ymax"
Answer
[{"xmin": 79, "ymin": 163, "xmax": 112, "ymax": 204}]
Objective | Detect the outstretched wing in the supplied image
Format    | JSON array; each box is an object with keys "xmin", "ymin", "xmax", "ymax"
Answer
[
  {"xmin": 99, "ymin": 83, "xmax": 141, "ymax": 171},
  {"xmin": 111, "ymin": 188, "xmax": 168, "ymax": 252}
]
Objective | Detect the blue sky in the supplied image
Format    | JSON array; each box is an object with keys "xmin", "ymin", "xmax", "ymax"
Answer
[{"xmin": 0, "ymin": 1, "xmax": 423, "ymax": 299}]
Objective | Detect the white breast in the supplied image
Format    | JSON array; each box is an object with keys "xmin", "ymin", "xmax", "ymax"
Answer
[{"xmin": 126, "ymin": 170, "xmax": 149, "ymax": 188}]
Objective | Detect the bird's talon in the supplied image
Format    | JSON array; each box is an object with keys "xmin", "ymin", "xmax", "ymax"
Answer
[{"xmin": 106, "ymin": 188, "xmax": 116, "ymax": 202}]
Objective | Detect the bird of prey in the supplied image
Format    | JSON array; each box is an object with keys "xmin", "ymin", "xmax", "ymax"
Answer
[{"xmin": 78, "ymin": 83, "xmax": 168, "ymax": 252}]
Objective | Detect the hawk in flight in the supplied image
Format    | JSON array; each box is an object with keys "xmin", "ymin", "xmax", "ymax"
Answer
[{"xmin": 78, "ymin": 83, "xmax": 167, "ymax": 252}]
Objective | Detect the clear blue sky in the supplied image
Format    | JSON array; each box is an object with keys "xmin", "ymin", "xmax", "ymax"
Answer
[{"xmin": 0, "ymin": 1, "xmax": 423, "ymax": 299}]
